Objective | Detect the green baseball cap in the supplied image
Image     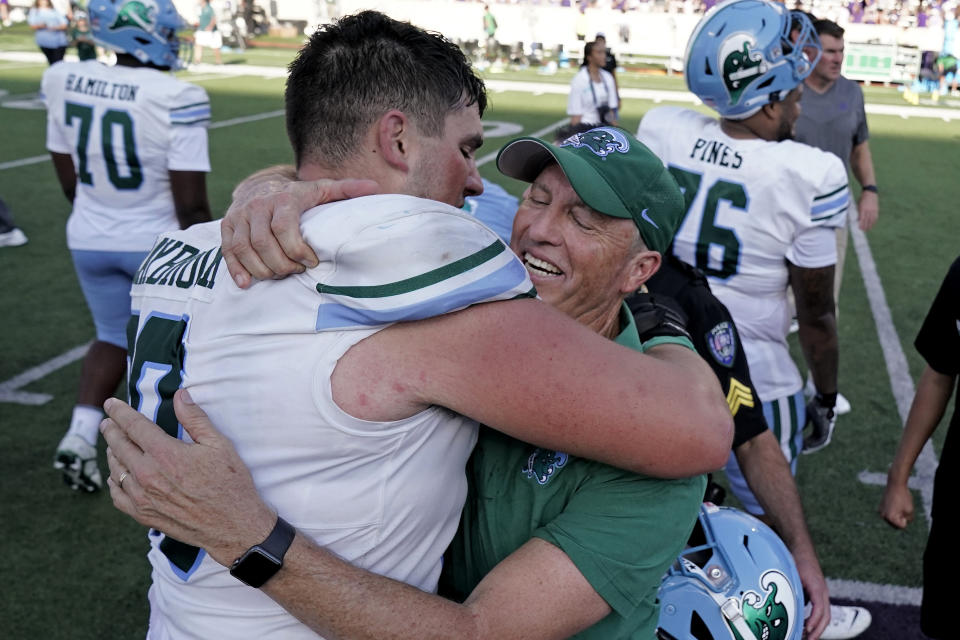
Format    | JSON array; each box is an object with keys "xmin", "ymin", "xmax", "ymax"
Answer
[{"xmin": 496, "ymin": 126, "xmax": 684, "ymax": 254}]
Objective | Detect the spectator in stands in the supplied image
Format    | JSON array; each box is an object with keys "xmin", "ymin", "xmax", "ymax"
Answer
[
  {"xmin": 594, "ymin": 33, "xmax": 622, "ymax": 121},
  {"xmin": 27, "ymin": 0, "xmax": 69, "ymax": 65},
  {"xmin": 568, "ymin": 41, "xmax": 618, "ymax": 126}
]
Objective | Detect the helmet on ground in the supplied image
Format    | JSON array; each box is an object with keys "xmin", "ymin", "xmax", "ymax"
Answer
[
  {"xmin": 684, "ymin": 0, "xmax": 821, "ymax": 119},
  {"xmin": 656, "ymin": 504, "xmax": 805, "ymax": 640},
  {"xmin": 88, "ymin": 0, "xmax": 185, "ymax": 69}
]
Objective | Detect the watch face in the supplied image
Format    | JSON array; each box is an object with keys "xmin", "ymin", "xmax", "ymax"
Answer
[{"xmin": 231, "ymin": 548, "xmax": 281, "ymax": 588}]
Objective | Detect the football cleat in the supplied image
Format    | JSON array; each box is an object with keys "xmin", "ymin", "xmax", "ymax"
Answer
[
  {"xmin": 819, "ymin": 605, "xmax": 871, "ymax": 639},
  {"xmin": 0, "ymin": 228, "xmax": 28, "ymax": 247},
  {"xmin": 54, "ymin": 433, "xmax": 103, "ymax": 493}
]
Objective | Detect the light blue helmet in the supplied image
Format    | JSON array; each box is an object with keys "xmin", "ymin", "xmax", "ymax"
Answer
[
  {"xmin": 656, "ymin": 504, "xmax": 805, "ymax": 640},
  {"xmin": 684, "ymin": 0, "xmax": 821, "ymax": 120},
  {"xmin": 88, "ymin": 0, "xmax": 185, "ymax": 69}
]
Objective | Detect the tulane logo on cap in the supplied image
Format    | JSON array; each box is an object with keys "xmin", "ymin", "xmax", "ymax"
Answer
[
  {"xmin": 719, "ymin": 35, "xmax": 767, "ymax": 103},
  {"xmin": 110, "ymin": 0, "xmax": 157, "ymax": 31},
  {"xmin": 560, "ymin": 127, "xmax": 630, "ymax": 158}
]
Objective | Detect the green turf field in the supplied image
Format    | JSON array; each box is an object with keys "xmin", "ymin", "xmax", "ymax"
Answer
[{"xmin": 1, "ymin": 44, "xmax": 958, "ymax": 638}]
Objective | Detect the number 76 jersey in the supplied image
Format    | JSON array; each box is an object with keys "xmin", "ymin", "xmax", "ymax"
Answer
[
  {"xmin": 42, "ymin": 60, "xmax": 211, "ymax": 252},
  {"xmin": 637, "ymin": 106, "xmax": 849, "ymax": 400}
]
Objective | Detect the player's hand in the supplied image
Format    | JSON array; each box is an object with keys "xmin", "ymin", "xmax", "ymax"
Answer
[
  {"xmin": 625, "ymin": 289, "xmax": 691, "ymax": 343},
  {"xmin": 802, "ymin": 394, "xmax": 836, "ymax": 454},
  {"xmin": 221, "ymin": 176, "xmax": 380, "ymax": 288},
  {"xmin": 879, "ymin": 480, "xmax": 915, "ymax": 529},
  {"xmin": 100, "ymin": 391, "xmax": 277, "ymax": 567},
  {"xmin": 794, "ymin": 548, "xmax": 830, "ymax": 640},
  {"xmin": 857, "ymin": 189, "xmax": 878, "ymax": 231}
]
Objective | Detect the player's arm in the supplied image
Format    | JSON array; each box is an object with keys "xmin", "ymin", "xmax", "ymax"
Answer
[
  {"xmin": 99, "ymin": 394, "xmax": 628, "ymax": 640},
  {"xmin": 735, "ymin": 431, "xmax": 830, "ymax": 638},
  {"xmin": 339, "ymin": 298, "xmax": 732, "ymax": 478},
  {"xmin": 788, "ymin": 261, "xmax": 838, "ymax": 397},
  {"xmin": 220, "ymin": 165, "xmax": 379, "ymax": 287},
  {"xmin": 50, "ymin": 151, "xmax": 77, "ymax": 203},
  {"xmin": 849, "ymin": 140, "xmax": 878, "ymax": 231},
  {"xmin": 880, "ymin": 365, "xmax": 954, "ymax": 529},
  {"xmin": 169, "ymin": 170, "xmax": 212, "ymax": 229}
]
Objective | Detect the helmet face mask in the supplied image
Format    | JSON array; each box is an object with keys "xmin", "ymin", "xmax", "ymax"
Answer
[
  {"xmin": 88, "ymin": 0, "xmax": 185, "ymax": 69},
  {"xmin": 657, "ymin": 504, "xmax": 805, "ymax": 640},
  {"xmin": 684, "ymin": 0, "xmax": 821, "ymax": 120}
]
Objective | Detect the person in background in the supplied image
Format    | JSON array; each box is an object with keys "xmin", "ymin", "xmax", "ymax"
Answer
[
  {"xmin": 69, "ymin": 9, "xmax": 97, "ymax": 61},
  {"xmin": 0, "ymin": 197, "xmax": 28, "ymax": 248},
  {"xmin": 44, "ymin": 0, "xmax": 212, "ymax": 493},
  {"xmin": 794, "ymin": 18, "xmax": 878, "ymax": 417},
  {"xmin": 27, "ymin": 0, "xmax": 69, "ymax": 65},
  {"xmin": 194, "ymin": 0, "xmax": 222, "ymax": 65},
  {"xmin": 880, "ymin": 255, "xmax": 960, "ymax": 640},
  {"xmin": 568, "ymin": 40, "xmax": 618, "ymax": 126},
  {"xmin": 593, "ymin": 33, "xmax": 621, "ymax": 122}
]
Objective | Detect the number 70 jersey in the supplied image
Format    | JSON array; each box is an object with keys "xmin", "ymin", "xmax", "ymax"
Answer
[
  {"xmin": 636, "ymin": 106, "xmax": 849, "ymax": 400},
  {"xmin": 42, "ymin": 60, "xmax": 211, "ymax": 252}
]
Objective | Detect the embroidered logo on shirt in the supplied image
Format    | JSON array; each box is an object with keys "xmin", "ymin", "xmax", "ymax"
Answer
[
  {"xmin": 706, "ymin": 321, "xmax": 737, "ymax": 367},
  {"xmin": 521, "ymin": 448, "xmax": 569, "ymax": 485}
]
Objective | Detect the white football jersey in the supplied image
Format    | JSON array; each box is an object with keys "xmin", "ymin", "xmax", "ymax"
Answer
[
  {"xmin": 637, "ymin": 107, "xmax": 848, "ymax": 400},
  {"xmin": 42, "ymin": 60, "xmax": 211, "ymax": 251},
  {"xmin": 129, "ymin": 195, "xmax": 535, "ymax": 640}
]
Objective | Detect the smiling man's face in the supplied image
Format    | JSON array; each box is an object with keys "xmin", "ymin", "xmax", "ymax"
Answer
[{"xmin": 510, "ymin": 163, "xmax": 647, "ymax": 335}]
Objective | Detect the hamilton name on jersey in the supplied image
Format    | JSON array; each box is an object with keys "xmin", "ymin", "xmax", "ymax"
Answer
[
  {"xmin": 133, "ymin": 236, "xmax": 222, "ymax": 290},
  {"xmin": 63, "ymin": 72, "xmax": 139, "ymax": 102},
  {"xmin": 689, "ymin": 137, "xmax": 743, "ymax": 169}
]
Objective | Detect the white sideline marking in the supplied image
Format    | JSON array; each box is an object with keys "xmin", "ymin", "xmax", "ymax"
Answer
[
  {"xmin": 827, "ymin": 578, "xmax": 923, "ymax": 606},
  {"xmin": 849, "ymin": 221, "xmax": 938, "ymax": 527},
  {"xmin": 0, "ymin": 110, "xmax": 286, "ymax": 172},
  {"xmin": 0, "ymin": 342, "xmax": 90, "ymax": 405}
]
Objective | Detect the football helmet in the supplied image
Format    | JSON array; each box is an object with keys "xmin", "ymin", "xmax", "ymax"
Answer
[
  {"xmin": 88, "ymin": 0, "xmax": 185, "ymax": 69},
  {"xmin": 684, "ymin": 0, "xmax": 821, "ymax": 119},
  {"xmin": 657, "ymin": 504, "xmax": 805, "ymax": 640}
]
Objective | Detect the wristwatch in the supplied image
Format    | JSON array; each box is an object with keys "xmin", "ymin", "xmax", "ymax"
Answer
[
  {"xmin": 229, "ymin": 516, "xmax": 296, "ymax": 588},
  {"xmin": 862, "ymin": 184, "xmax": 878, "ymax": 194}
]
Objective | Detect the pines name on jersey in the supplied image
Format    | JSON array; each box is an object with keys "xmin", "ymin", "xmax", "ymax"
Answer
[{"xmin": 689, "ymin": 138, "xmax": 743, "ymax": 169}]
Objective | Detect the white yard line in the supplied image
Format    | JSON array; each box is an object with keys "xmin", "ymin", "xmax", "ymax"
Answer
[
  {"xmin": 0, "ymin": 342, "xmax": 90, "ymax": 405},
  {"xmin": 850, "ymin": 221, "xmax": 938, "ymax": 527}
]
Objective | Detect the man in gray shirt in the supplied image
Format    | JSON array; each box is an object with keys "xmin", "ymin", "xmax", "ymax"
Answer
[{"xmin": 794, "ymin": 17, "xmax": 879, "ymax": 417}]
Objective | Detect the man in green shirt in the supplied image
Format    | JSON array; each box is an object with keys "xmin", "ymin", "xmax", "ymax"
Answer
[{"xmin": 101, "ymin": 125, "xmax": 711, "ymax": 639}]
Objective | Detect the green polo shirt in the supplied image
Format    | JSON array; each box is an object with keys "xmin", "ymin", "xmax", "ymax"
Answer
[{"xmin": 440, "ymin": 302, "xmax": 704, "ymax": 638}]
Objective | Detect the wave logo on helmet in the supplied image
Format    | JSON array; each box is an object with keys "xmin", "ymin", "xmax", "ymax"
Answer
[
  {"xmin": 560, "ymin": 127, "xmax": 630, "ymax": 158},
  {"xmin": 109, "ymin": 0, "xmax": 158, "ymax": 32},
  {"xmin": 719, "ymin": 34, "xmax": 768, "ymax": 104},
  {"xmin": 729, "ymin": 569, "xmax": 797, "ymax": 640}
]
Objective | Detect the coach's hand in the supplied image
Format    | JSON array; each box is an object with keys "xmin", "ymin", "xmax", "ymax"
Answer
[
  {"xmin": 101, "ymin": 391, "xmax": 276, "ymax": 567},
  {"xmin": 879, "ymin": 479, "xmax": 915, "ymax": 529},
  {"xmin": 221, "ymin": 166, "xmax": 379, "ymax": 288}
]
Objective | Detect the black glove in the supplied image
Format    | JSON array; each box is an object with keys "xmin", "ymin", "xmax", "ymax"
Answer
[
  {"xmin": 802, "ymin": 392, "xmax": 837, "ymax": 454},
  {"xmin": 626, "ymin": 290, "xmax": 691, "ymax": 344}
]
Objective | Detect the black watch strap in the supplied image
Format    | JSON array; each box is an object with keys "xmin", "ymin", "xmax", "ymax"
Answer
[
  {"xmin": 862, "ymin": 184, "xmax": 878, "ymax": 194},
  {"xmin": 229, "ymin": 516, "xmax": 296, "ymax": 588}
]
